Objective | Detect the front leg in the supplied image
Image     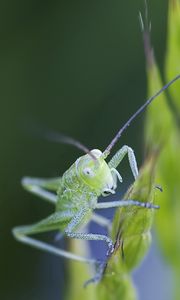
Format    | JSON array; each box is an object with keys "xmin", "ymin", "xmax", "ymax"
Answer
[
  {"xmin": 108, "ymin": 145, "xmax": 138, "ymax": 179},
  {"xmin": 65, "ymin": 208, "xmax": 114, "ymax": 255}
]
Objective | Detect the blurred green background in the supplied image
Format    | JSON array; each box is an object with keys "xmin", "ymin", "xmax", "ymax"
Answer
[{"xmin": 0, "ymin": 0, "xmax": 168, "ymax": 299}]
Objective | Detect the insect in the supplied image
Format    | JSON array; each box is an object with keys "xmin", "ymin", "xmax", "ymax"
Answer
[{"xmin": 13, "ymin": 75, "xmax": 180, "ymax": 283}]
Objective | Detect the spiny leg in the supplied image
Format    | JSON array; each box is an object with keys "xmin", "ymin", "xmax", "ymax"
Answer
[
  {"xmin": 108, "ymin": 145, "xmax": 138, "ymax": 179},
  {"xmin": 65, "ymin": 208, "xmax": 114, "ymax": 255},
  {"xmin": 12, "ymin": 210, "xmax": 96, "ymax": 264},
  {"xmin": 64, "ymin": 208, "xmax": 115, "ymax": 285},
  {"xmin": 21, "ymin": 177, "xmax": 61, "ymax": 204},
  {"xmin": 95, "ymin": 200, "xmax": 159, "ymax": 209},
  {"xmin": 110, "ymin": 168, "xmax": 122, "ymax": 189}
]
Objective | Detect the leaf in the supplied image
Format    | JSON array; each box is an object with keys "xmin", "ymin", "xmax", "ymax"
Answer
[
  {"xmin": 96, "ymin": 154, "xmax": 159, "ymax": 300},
  {"xmin": 165, "ymin": 0, "xmax": 180, "ymax": 113},
  {"xmin": 143, "ymin": 2, "xmax": 180, "ymax": 298}
]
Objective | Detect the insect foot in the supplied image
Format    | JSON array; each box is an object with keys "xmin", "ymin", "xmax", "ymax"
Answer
[
  {"xmin": 84, "ymin": 260, "xmax": 107, "ymax": 287},
  {"xmin": 106, "ymin": 240, "xmax": 115, "ymax": 257}
]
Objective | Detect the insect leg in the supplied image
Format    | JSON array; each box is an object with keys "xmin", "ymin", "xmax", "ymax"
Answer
[
  {"xmin": 21, "ymin": 177, "xmax": 60, "ymax": 204},
  {"xmin": 65, "ymin": 208, "xmax": 114, "ymax": 254},
  {"xmin": 91, "ymin": 213, "xmax": 111, "ymax": 232},
  {"xmin": 22, "ymin": 176, "xmax": 61, "ymax": 191},
  {"xmin": 95, "ymin": 200, "xmax": 159, "ymax": 209},
  {"xmin": 12, "ymin": 211, "xmax": 96, "ymax": 264},
  {"xmin": 108, "ymin": 145, "xmax": 138, "ymax": 179}
]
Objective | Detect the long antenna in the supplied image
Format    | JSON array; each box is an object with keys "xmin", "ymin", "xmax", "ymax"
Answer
[
  {"xmin": 104, "ymin": 74, "xmax": 180, "ymax": 156},
  {"xmin": 26, "ymin": 121, "xmax": 97, "ymax": 161},
  {"xmin": 43, "ymin": 131, "xmax": 97, "ymax": 161}
]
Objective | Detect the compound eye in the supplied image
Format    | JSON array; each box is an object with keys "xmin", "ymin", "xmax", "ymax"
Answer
[{"xmin": 83, "ymin": 167, "xmax": 94, "ymax": 177}]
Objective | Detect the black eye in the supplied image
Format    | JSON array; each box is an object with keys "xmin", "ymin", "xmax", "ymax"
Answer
[{"xmin": 83, "ymin": 167, "xmax": 94, "ymax": 177}]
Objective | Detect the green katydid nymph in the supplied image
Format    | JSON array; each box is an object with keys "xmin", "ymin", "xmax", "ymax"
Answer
[{"xmin": 12, "ymin": 74, "xmax": 180, "ymax": 284}]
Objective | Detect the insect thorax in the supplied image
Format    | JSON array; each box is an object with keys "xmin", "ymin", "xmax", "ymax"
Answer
[{"xmin": 56, "ymin": 161, "xmax": 98, "ymax": 212}]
